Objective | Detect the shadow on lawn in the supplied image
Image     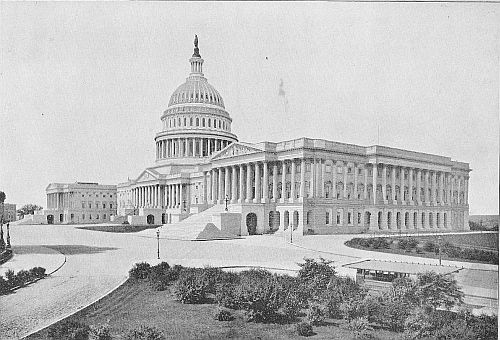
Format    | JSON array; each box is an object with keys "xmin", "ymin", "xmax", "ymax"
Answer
[{"xmin": 42, "ymin": 245, "xmax": 118, "ymax": 255}]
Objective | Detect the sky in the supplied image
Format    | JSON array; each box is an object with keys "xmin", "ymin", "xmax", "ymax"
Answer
[{"xmin": 0, "ymin": 2, "xmax": 498, "ymax": 214}]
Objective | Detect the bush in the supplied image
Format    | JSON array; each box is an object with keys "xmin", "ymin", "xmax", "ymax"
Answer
[
  {"xmin": 202, "ymin": 266, "xmax": 239, "ymax": 295},
  {"xmin": 215, "ymin": 282, "xmax": 240, "ymax": 309},
  {"xmin": 0, "ymin": 276, "xmax": 9, "ymax": 294},
  {"xmin": 323, "ymin": 275, "xmax": 366, "ymax": 318},
  {"xmin": 298, "ymin": 258, "xmax": 336, "ymax": 300},
  {"xmin": 214, "ymin": 307, "xmax": 234, "ymax": 321},
  {"xmin": 125, "ymin": 325, "xmax": 164, "ymax": 340},
  {"xmin": 346, "ymin": 317, "xmax": 371, "ymax": 339},
  {"xmin": 48, "ymin": 320, "xmax": 90, "ymax": 340},
  {"xmin": 375, "ymin": 295, "xmax": 411, "ymax": 332},
  {"xmin": 122, "ymin": 220, "xmax": 130, "ymax": 225},
  {"xmin": 89, "ymin": 324, "xmax": 112, "ymax": 340},
  {"xmin": 174, "ymin": 268, "xmax": 208, "ymax": 304},
  {"xmin": 30, "ymin": 266, "xmax": 46, "ymax": 279},
  {"xmin": 306, "ymin": 302, "xmax": 326, "ymax": 325},
  {"xmin": 423, "ymin": 241, "xmax": 436, "ymax": 252},
  {"xmin": 129, "ymin": 262, "xmax": 152, "ymax": 280},
  {"xmin": 15, "ymin": 270, "xmax": 32, "ymax": 287},
  {"xmin": 296, "ymin": 322, "xmax": 314, "ymax": 337}
]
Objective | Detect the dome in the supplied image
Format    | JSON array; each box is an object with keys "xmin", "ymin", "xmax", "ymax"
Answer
[{"xmin": 168, "ymin": 76, "xmax": 225, "ymax": 108}]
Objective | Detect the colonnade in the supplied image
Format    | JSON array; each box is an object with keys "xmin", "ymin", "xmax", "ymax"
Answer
[
  {"xmin": 132, "ymin": 184, "xmax": 186, "ymax": 209},
  {"xmin": 47, "ymin": 192, "xmax": 71, "ymax": 209},
  {"xmin": 156, "ymin": 138, "xmax": 231, "ymax": 160},
  {"xmin": 203, "ymin": 159, "xmax": 469, "ymax": 207}
]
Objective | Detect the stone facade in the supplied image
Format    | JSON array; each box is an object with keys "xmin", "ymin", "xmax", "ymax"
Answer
[
  {"xmin": 44, "ymin": 182, "xmax": 117, "ymax": 224},
  {"xmin": 1, "ymin": 203, "xmax": 17, "ymax": 222},
  {"xmin": 117, "ymin": 38, "xmax": 470, "ymax": 236}
]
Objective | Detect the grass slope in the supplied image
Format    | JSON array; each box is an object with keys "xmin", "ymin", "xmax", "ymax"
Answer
[{"xmin": 27, "ymin": 280, "xmax": 401, "ymax": 340}]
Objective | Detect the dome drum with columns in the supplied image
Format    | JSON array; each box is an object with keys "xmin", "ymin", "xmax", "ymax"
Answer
[
  {"xmin": 154, "ymin": 37, "xmax": 237, "ymax": 164},
  {"xmin": 116, "ymin": 36, "xmax": 471, "ymax": 239}
]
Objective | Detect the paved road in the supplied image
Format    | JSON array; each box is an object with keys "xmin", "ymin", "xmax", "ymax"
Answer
[{"xmin": 0, "ymin": 225, "xmax": 497, "ymax": 339}]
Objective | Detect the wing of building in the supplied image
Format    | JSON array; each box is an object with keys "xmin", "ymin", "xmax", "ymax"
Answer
[{"xmin": 116, "ymin": 37, "xmax": 471, "ymax": 238}]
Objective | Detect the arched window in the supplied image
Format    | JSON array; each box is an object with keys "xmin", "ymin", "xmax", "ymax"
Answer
[
  {"xmin": 196, "ymin": 118, "xmax": 199, "ymax": 127},
  {"xmin": 306, "ymin": 210, "xmax": 313, "ymax": 225},
  {"xmin": 202, "ymin": 118, "xmax": 205, "ymax": 127},
  {"xmin": 184, "ymin": 117, "xmax": 187, "ymax": 126},
  {"xmin": 190, "ymin": 117, "xmax": 193, "ymax": 126},
  {"xmin": 208, "ymin": 119, "xmax": 211, "ymax": 127}
]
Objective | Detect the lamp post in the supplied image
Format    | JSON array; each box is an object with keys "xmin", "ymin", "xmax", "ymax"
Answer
[
  {"xmin": 224, "ymin": 195, "xmax": 229, "ymax": 212},
  {"xmin": 156, "ymin": 229, "xmax": 160, "ymax": 260},
  {"xmin": 182, "ymin": 199, "xmax": 187, "ymax": 212},
  {"xmin": 437, "ymin": 235, "xmax": 442, "ymax": 266}
]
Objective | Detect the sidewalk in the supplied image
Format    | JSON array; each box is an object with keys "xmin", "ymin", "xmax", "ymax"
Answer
[{"xmin": 0, "ymin": 245, "xmax": 66, "ymax": 276}]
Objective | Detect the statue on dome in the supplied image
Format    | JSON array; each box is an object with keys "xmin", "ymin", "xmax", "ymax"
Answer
[{"xmin": 193, "ymin": 34, "xmax": 201, "ymax": 58}]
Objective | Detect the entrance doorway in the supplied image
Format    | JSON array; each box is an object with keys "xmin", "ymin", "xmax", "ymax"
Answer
[
  {"xmin": 47, "ymin": 215, "xmax": 54, "ymax": 224},
  {"xmin": 147, "ymin": 214, "xmax": 155, "ymax": 225},
  {"xmin": 246, "ymin": 213, "xmax": 257, "ymax": 235},
  {"xmin": 60, "ymin": 214, "xmax": 64, "ymax": 223}
]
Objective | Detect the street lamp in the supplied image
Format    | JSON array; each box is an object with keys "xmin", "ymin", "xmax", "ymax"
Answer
[
  {"xmin": 182, "ymin": 199, "xmax": 187, "ymax": 212},
  {"xmin": 224, "ymin": 195, "xmax": 229, "ymax": 212},
  {"xmin": 156, "ymin": 229, "xmax": 160, "ymax": 260}
]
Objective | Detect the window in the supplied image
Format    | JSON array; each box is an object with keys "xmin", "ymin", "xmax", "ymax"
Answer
[
  {"xmin": 358, "ymin": 168, "xmax": 362, "ymax": 175},
  {"xmin": 89, "ymin": 202, "xmax": 92, "ymax": 209},
  {"xmin": 89, "ymin": 214, "xmax": 92, "ymax": 220},
  {"xmin": 306, "ymin": 163, "xmax": 311, "ymax": 172},
  {"xmin": 336, "ymin": 210, "xmax": 342, "ymax": 225},
  {"xmin": 348, "ymin": 212, "xmax": 352, "ymax": 225},
  {"xmin": 96, "ymin": 202, "xmax": 99, "ymax": 209},
  {"xmin": 82, "ymin": 202, "xmax": 85, "ymax": 208},
  {"xmin": 82, "ymin": 214, "xmax": 85, "ymax": 220},
  {"xmin": 326, "ymin": 211, "xmax": 330, "ymax": 225},
  {"xmin": 357, "ymin": 213, "xmax": 362, "ymax": 224},
  {"xmin": 96, "ymin": 214, "xmax": 99, "ymax": 220},
  {"xmin": 103, "ymin": 203, "xmax": 106, "ymax": 209},
  {"xmin": 110, "ymin": 203, "xmax": 113, "ymax": 209},
  {"xmin": 337, "ymin": 166, "xmax": 343, "ymax": 174},
  {"xmin": 326, "ymin": 165, "xmax": 331, "ymax": 173},
  {"xmin": 348, "ymin": 167, "xmax": 352, "ymax": 174},
  {"xmin": 208, "ymin": 119, "xmax": 211, "ymax": 127}
]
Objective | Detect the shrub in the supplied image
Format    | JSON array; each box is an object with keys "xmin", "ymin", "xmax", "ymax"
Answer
[
  {"xmin": 30, "ymin": 266, "xmax": 46, "ymax": 279},
  {"xmin": 214, "ymin": 307, "xmax": 234, "ymax": 321},
  {"xmin": 398, "ymin": 238, "xmax": 408, "ymax": 250},
  {"xmin": 202, "ymin": 266, "xmax": 239, "ymax": 295},
  {"xmin": 375, "ymin": 295, "xmax": 411, "ymax": 332},
  {"xmin": 403, "ymin": 308, "xmax": 435, "ymax": 339},
  {"xmin": 215, "ymin": 282, "xmax": 240, "ymax": 309},
  {"xmin": 306, "ymin": 302, "xmax": 326, "ymax": 325},
  {"xmin": 340, "ymin": 298, "xmax": 366, "ymax": 321},
  {"xmin": 0, "ymin": 276, "xmax": 9, "ymax": 294},
  {"xmin": 129, "ymin": 262, "xmax": 151, "ymax": 280},
  {"xmin": 423, "ymin": 241, "xmax": 436, "ymax": 252},
  {"xmin": 89, "ymin": 324, "xmax": 112, "ymax": 340},
  {"xmin": 122, "ymin": 220, "xmax": 130, "ymax": 225},
  {"xmin": 296, "ymin": 322, "xmax": 314, "ymax": 337},
  {"xmin": 48, "ymin": 320, "xmax": 90, "ymax": 340},
  {"xmin": 323, "ymin": 275, "xmax": 366, "ymax": 318},
  {"xmin": 174, "ymin": 268, "xmax": 208, "ymax": 304},
  {"xmin": 148, "ymin": 262, "xmax": 172, "ymax": 291},
  {"xmin": 346, "ymin": 317, "xmax": 371, "ymax": 339},
  {"xmin": 15, "ymin": 270, "xmax": 32, "ymax": 287},
  {"xmin": 298, "ymin": 258, "xmax": 336, "ymax": 300},
  {"xmin": 125, "ymin": 325, "xmax": 164, "ymax": 340}
]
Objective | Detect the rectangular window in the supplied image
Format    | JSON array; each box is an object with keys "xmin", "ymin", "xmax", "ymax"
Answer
[
  {"xmin": 337, "ymin": 166, "xmax": 343, "ymax": 174},
  {"xmin": 89, "ymin": 202, "xmax": 92, "ymax": 209},
  {"xmin": 358, "ymin": 168, "xmax": 362, "ymax": 175},
  {"xmin": 337, "ymin": 209, "xmax": 343, "ymax": 225},
  {"xmin": 326, "ymin": 212, "xmax": 330, "ymax": 225},
  {"xmin": 348, "ymin": 212, "xmax": 352, "ymax": 225},
  {"xmin": 103, "ymin": 203, "xmax": 106, "ymax": 209},
  {"xmin": 306, "ymin": 163, "xmax": 311, "ymax": 172},
  {"xmin": 296, "ymin": 164, "xmax": 301, "ymax": 173},
  {"xmin": 357, "ymin": 213, "xmax": 362, "ymax": 224},
  {"xmin": 110, "ymin": 203, "xmax": 113, "ymax": 209},
  {"xmin": 82, "ymin": 202, "xmax": 85, "ymax": 208},
  {"xmin": 348, "ymin": 167, "xmax": 352, "ymax": 174},
  {"xmin": 326, "ymin": 165, "xmax": 331, "ymax": 173},
  {"xmin": 82, "ymin": 214, "xmax": 85, "ymax": 220}
]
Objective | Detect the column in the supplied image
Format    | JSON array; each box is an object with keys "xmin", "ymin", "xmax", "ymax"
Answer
[
  {"xmin": 178, "ymin": 184, "xmax": 182, "ymax": 208},
  {"xmin": 409, "ymin": 168, "xmax": 414, "ymax": 205},
  {"xmin": 169, "ymin": 185, "xmax": 173, "ymax": 208},
  {"xmin": 246, "ymin": 163, "xmax": 252, "ymax": 202},
  {"xmin": 218, "ymin": 167, "xmax": 224, "ymax": 204},
  {"xmin": 363, "ymin": 166, "xmax": 368, "ymax": 199},
  {"xmin": 416, "ymin": 169, "xmax": 422, "ymax": 204},
  {"xmin": 332, "ymin": 160, "xmax": 337, "ymax": 199},
  {"xmin": 343, "ymin": 162, "xmax": 348, "ymax": 199},
  {"xmin": 464, "ymin": 177, "xmax": 469, "ymax": 205},
  {"xmin": 432, "ymin": 171, "xmax": 437, "ymax": 205},
  {"xmin": 239, "ymin": 165, "xmax": 245, "ymax": 203},
  {"xmin": 439, "ymin": 172, "xmax": 444, "ymax": 205},
  {"xmin": 310, "ymin": 160, "xmax": 315, "ymax": 198},
  {"xmin": 211, "ymin": 169, "xmax": 217, "ymax": 203},
  {"xmin": 253, "ymin": 163, "xmax": 260, "ymax": 203},
  {"xmin": 353, "ymin": 163, "xmax": 358, "ymax": 200},
  {"xmin": 372, "ymin": 163, "xmax": 377, "ymax": 205},
  {"xmin": 299, "ymin": 159, "xmax": 305, "ymax": 199},
  {"xmin": 400, "ymin": 167, "xmax": 405, "ymax": 204},
  {"xmin": 203, "ymin": 172, "xmax": 208, "ymax": 204},
  {"xmin": 457, "ymin": 175, "xmax": 462, "ymax": 205},
  {"xmin": 290, "ymin": 160, "xmax": 296, "ymax": 202},
  {"xmin": 224, "ymin": 166, "xmax": 230, "ymax": 202},
  {"xmin": 281, "ymin": 160, "xmax": 287, "ymax": 201},
  {"xmin": 231, "ymin": 166, "xmax": 237, "ymax": 203},
  {"xmin": 424, "ymin": 170, "xmax": 429, "ymax": 204},
  {"xmin": 382, "ymin": 164, "xmax": 387, "ymax": 203},
  {"xmin": 450, "ymin": 174, "xmax": 454, "ymax": 205},
  {"xmin": 391, "ymin": 166, "xmax": 396, "ymax": 202},
  {"xmin": 262, "ymin": 161, "xmax": 269, "ymax": 202},
  {"xmin": 320, "ymin": 160, "xmax": 325, "ymax": 197},
  {"xmin": 198, "ymin": 139, "xmax": 203, "ymax": 157}
]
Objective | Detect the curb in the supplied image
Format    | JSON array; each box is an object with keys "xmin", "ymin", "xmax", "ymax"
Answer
[{"xmin": 21, "ymin": 275, "xmax": 129, "ymax": 339}]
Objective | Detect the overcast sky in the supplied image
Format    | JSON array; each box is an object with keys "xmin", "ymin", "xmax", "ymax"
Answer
[{"xmin": 0, "ymin": 2, "xmax": 498, "ymax": 214}]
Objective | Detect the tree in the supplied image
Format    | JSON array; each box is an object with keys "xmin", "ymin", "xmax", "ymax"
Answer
[
  {"xmin": 0, "ymin": 191, "xmax": 5, "ymax": 223},
  {"xmin": 17, "ymin": 204, "xmax": 43, "ymax": 218},
  {"xmin": 415, "ymin": 271, "xmax": 464, "ymax": 310}
]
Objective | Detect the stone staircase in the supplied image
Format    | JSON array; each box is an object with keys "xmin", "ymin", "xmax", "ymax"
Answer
[{"xmin": 159, "ymin": 204, "xmax": 242, "ymax": 240}]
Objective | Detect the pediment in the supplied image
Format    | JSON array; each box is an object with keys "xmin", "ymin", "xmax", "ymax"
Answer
[
  {"xmin": 211, "ymin": 143, "xmax": 263, "ymax": 160},
  {"xmin": 135, "ymin": 169, "xmax": 159, "ymax": 183}
]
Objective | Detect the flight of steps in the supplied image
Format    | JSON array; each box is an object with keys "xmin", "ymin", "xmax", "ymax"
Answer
[{"xmin": 160, "ymin": 204, "xmax": 242, "ymax": 240}]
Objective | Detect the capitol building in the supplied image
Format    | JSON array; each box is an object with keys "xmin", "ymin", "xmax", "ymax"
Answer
[{"xmin": 116, "ymin": 37, "xmax": 471, "ymax": 239}]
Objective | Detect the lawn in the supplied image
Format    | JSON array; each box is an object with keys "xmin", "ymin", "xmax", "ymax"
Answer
[
  {"xmin": 27, "ymin": 280, "xmax": 402, "ymax": 340},
  {"xmin": 76, "ymin": 224, "xmax": 160, "ymax": 233},
  {"xmin": 346, "ymin": 232, "xmax": 498, "ymax": 265}
]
